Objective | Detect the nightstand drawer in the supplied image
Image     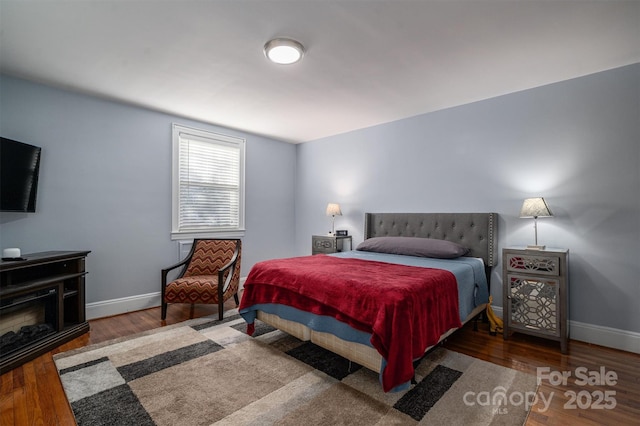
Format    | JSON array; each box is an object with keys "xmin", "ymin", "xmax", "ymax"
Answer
[
  {"xmin": 312, "ymin": 235, "xmax": 352, "ymax": 255},
  {"xmin": 505, "ymin": 253, "xmax": 560, "ymax": 276},
  {"xmin": 313, "ymin": 236, "xmax": 337, "ymax": 253}
]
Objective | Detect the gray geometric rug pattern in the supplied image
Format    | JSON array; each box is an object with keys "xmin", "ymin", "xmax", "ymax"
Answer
[{"xmin": 54, "ymin": 311, "xmax": 537, "ymax": 425}]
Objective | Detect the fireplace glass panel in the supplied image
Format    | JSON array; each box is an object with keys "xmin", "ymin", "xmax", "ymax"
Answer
[{"xmin": 0, "ymin": 288, "xmax": 57, "ymax": 356}]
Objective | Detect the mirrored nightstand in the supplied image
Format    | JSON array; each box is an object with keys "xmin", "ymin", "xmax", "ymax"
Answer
[{"xmin": 503, "ymin": 247, "xmax": 570, "ymax": 353}]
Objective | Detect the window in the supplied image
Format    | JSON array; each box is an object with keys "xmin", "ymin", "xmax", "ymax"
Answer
[{"xmin": 171, "ymin": 124, "xmax": 245, "ymax": 240}]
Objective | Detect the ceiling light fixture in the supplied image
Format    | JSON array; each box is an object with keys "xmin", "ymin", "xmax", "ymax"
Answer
[{"xmin": 264, "ymin": 38, "xmax": 305, "ymax": 65}]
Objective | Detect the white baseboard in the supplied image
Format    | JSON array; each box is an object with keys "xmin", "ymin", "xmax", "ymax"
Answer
[
  {"xmin": 86, "ymin": 277, "xmax": 248, "ymax": 320},
  {"xmin": 569, "ymin": 320, "xmax": 640, "ymax": 354},
  {"xmin": 86, "ymin": 292, "xmax": 161, "ymax": 320},
  {"xmin": 490, "ymin": 306, "xmax": 640, "ymax": 354}
]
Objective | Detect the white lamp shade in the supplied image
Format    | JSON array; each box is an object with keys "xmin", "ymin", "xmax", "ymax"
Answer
[
  {"xmin": 326, "ymin": 203, "xmax": 342, "ymax": 216},
  {"xmin": 520, "ymin": 197, "xmax": 552, "ymax": 218}
]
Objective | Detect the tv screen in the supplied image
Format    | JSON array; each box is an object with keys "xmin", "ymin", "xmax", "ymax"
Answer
[{"xmin": 0, "ymin": 137, "xmax": 42, "ymax": 212}]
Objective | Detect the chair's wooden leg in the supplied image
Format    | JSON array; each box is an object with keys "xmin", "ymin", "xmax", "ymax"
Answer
[
  {"xmin": 218, "ymin": 300, "xmax": 224, "ymax": 321},
  {"xmin": 234, "ymin": 292, "xmax": 239, "ymax": 306},
  {"xmin": 161, "ymin": 302, "xmax": 167, "ymax": 320},
  {"xmin": 189, "ymin": 303, "xmax": 195, "ymax": 319}
]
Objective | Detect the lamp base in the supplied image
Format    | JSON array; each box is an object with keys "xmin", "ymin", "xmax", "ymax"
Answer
[{"xmin": 526, "ymin": 244, "xmax": 546, "ymax": 250}]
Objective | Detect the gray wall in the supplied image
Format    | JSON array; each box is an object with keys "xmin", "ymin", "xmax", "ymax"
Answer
[
  {"xmin": 295, "ymin": 64, "xmax": 640, "ymax": 334},
  {"xmin": 2, "ymin": 64, "xmax": 638, "ymax": 336},
  {"xmin": 0, "ymin": 75, "xmax": 297, "ymax": 304}
]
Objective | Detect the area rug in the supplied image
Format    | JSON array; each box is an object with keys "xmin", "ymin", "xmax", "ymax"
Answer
[{"xmin": 54, "ymin": 311, "xmax": 537, "ymax": 425}]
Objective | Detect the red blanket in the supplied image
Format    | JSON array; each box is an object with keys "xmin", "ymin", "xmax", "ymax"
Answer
[{"xmin": 239, "ymin": 255, "xmax": 461, "ymax": 392}]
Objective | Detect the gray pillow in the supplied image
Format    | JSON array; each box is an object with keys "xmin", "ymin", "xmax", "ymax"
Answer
[{"xmin": 356, "ymin": 236, "xmax": 469, "ymax": 259}]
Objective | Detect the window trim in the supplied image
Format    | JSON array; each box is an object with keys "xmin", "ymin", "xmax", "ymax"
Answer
[{"xmin": 171, "ymin": 123, "xmax": 246, "ymax": 240}]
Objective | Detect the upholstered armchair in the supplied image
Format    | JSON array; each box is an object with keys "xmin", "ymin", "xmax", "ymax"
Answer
[{"xmin": 161, "ymin": 239, "xmax": 241, "ymax": 321}]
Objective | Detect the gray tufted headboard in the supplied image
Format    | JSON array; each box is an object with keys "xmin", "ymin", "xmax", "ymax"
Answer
[{"xmin": 364, "ymin": 212, "xmax": 498, "ymax": 267}]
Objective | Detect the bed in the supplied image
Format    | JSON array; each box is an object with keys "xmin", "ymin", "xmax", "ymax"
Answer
[{"xmin": 239, "ymin": 212, "xmax": 497, "ymax": 392}]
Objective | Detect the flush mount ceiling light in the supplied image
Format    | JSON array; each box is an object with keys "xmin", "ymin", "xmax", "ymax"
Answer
[{"xmin": 264, "ymin": 38, "xmax": 305, "ymax": 65}]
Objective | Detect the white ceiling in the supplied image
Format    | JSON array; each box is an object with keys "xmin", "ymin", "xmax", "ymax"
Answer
[{"xmin": 1, "ymin": 1, "xmax": 638, "ymax": 143}]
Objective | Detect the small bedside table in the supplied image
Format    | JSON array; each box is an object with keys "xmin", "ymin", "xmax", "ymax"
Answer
[
  {"xmin": 312, "ymin": 235, "xmax": 352, "ymax": 255},
  {"xmin": 503, "ymin": 247, "xmax": 570, "ymax": 353}
]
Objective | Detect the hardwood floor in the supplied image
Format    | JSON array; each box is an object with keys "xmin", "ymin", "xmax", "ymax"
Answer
[
  {"xmin": 2, "ymin": 301, "xmax": 639, "ymax": 425},
  {"xmin": 443, "ymin": 326, "xmax": 640, "ymax": 426}
]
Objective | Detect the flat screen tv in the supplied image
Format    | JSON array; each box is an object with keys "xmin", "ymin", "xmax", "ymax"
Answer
[{"xmin": 0, "ymin": 137, "xmax": 42, "ymax": 212}]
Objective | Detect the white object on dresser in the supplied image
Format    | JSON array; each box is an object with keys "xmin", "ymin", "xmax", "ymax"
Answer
[{"xmin": 2, "ymin": 248, "xmax": 21, "ymax": 258}]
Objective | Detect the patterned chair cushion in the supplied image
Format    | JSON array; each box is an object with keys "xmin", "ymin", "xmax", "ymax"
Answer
[
  {"xmin": 164, "ymin": 239, "xmax": 241, "ymax": 305},
  {"xmin": 165, "ymin": 276, "xmax": 222, "ymax": 304}
]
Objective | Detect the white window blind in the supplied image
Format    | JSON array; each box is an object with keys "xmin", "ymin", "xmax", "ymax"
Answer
[{"xmin": 171, "ymin": 124, "xmax": 245, "ymax": 239}]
